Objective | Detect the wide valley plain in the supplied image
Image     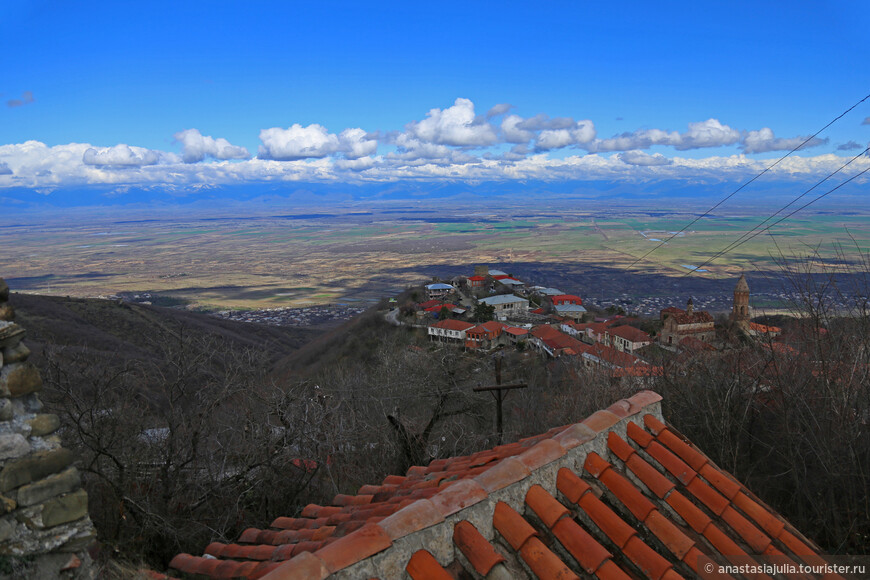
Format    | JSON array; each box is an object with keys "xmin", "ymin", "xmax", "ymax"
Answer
[{"xmin": 3, "ymin": 201, "xmax": 869, "ymax": 315}]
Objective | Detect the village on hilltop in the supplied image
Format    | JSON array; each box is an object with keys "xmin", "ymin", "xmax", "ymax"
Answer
[{"xmin": 394, "ymin": 266, "xmax": 782, "ymax": 382}]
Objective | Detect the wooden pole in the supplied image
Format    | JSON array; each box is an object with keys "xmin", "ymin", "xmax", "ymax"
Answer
[{"xmin": 473, "ymin": 383, "xmax": 527, "ymax": 444}]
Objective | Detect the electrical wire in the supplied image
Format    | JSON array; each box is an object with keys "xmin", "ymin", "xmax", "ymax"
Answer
[
  {"xmin": 683, "ymin": 146, "xmax": 870, "ymax": 274},
  {"xmin": 682, "ymin": 164, "xmax": 870, "ymax": 275},
  {"xmin": 625, "ymin": 92, "xmax": 870, "ymax": 271}
]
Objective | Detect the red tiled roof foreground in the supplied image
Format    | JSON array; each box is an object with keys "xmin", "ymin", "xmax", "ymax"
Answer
[{"xmin": 170, "ymin": 391, "xmax": 839, "ymax": 579}]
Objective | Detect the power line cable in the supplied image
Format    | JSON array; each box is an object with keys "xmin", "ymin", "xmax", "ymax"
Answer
[
  {"xmin": 682, "ymin": 163, "xmax": 870, "ymax": 275},
  {"xmin": 684, "ymin": 146, "xmax": 870, "ymax": 274},
  {"xmin": 625, "ymin": 92, "xmax": 870, "ymax": 271}
]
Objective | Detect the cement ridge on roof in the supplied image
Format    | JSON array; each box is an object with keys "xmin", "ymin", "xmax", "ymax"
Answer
[{"xmin": 260, "ymin": 391, "xmax": 664, "ymax": 579}]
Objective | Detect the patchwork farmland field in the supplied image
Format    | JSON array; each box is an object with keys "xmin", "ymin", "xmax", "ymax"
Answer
[{"xmin": 2, "ymin": 203, "xmax": 868, "ymax": 310}]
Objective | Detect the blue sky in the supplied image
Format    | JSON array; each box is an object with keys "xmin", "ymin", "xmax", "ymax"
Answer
[{"xmin": 1, "ymin": 1, "xmax": 869, "ymax": 197}]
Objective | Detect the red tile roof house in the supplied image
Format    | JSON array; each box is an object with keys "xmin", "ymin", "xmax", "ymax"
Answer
[
  {"xmin": 427, "ymin": 319, "xmax": 476, "ymax": 343},
  {"xmin": 467, "ymin": 275, "xmax": 487, "ymax": 288},
  {"xmin": 581, "ymin": 342, "xmax": 647, "ymax": 370},
  {"xmin": 607, "ymin": 325, "xmax": 653, "ymax": 354},
  {"xmin": 660, "ymin": 300, "xmax": 716, "ymax": 348},
  {"xmin": 529, "ymin": 325, "xmax": 590, "ymax": 358},
  {"xmin": 465, "ymin": 321, "xmax": 505, "ymax": 349},
  {"xmin": 552, "ymin": 294, "xmax": 583, "ymax": 306},
  {"xmin": 502, "ymin": 326, "xmax": 529, "ymax": 346},
  {"xmin": 169, "ymin": 390, "xmax": 840, "ymax": 579}
]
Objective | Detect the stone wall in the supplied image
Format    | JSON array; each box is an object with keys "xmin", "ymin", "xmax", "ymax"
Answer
[{"xmin": 0, "ymin": 278, "xmax": 96, "ymax": 577}]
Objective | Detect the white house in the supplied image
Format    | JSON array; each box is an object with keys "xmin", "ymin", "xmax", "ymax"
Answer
[{"xmin": 478, "ymin": 294, "xmax": 529, "ymax": 320}]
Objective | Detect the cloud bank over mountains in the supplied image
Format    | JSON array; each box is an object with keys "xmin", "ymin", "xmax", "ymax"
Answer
[{"xmin": 1, "ymin": 98, "xmax": 866, "ymax": 193}]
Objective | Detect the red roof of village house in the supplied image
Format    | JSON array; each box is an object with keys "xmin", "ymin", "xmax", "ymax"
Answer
[
  {"xmin": 610, "ymin": 365, "xmax": 664, "ymax": 377},
  {"xmin": 552, "ymin": 294, "xmax": 583, "ymax": 304},
  {"xmin": 668, "ymin": 310, "xmax": 715, "ymax": 325},
  {"xmin": 417, "ymin": 299, "xmax": 442, "ymax": 309},
  {"xmin": 585, "ymin": 342, "xmax": 646, "ymax": 369},
  {"xmin": 474, "ymin": 320, "xmax": 504, "ymax": 333},
  {"xmin": 169, "ymin": 391, "xmax": 837, "ymax": 580},
  {"xmin": 492, "ymin": 274, "xmax": 511, "ymax": 280},
  {"xmin": 424, "ymin": 303, "xmax": 458, "ymax": 312},
  {"xmin": 609, "ymin": 325, "xmax": 652, "ymax": 344},
  {"xmin": 502, "ymin": 326, "xmax": 529, "ymax": 336},
  {"xmin": 431, "ymin": 319, "xmax": 475, "ymax": 331},
  {"xmin": 749, "ymin": 322, "xmax": 781, "ymax": 334},
  {"xmin": 467, "ymin": 275, "xmax": 487, "ymax": 282},
  {"xmin": 531, "ymin": 325, "xmax": 589, "ymax": 355}
]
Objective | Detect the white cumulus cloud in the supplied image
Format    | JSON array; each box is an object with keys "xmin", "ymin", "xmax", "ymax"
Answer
[
  {"xmin": 404, "ymin": 98, "xmax": 497, "ymax": 147},
  {"xmin": 0, "ymin": 161, "xmax": 12, "ymax": 175},
  {"xmin": 740, "ymin": 127, "xmax": 828, "ymax": 154},
  {"xmin": 534, "ymin": 121, "xmax": 596, "ymax": 151},
  {"xmin": 501, "ymin": 115, "xmax": 535, "ymax": 144},
  {"xmin": 337, "ymin": 128, "xmax": 378, "ymax": 159},
  {"xmin": 674, "ymin": 118, "xmax": 740, "ymax": 150},
  {"xmin": 82, "ymin": 144, "xmax": 164, "ymax": 167},
  {"xmin": 258, "ymin": 124, "xmax": 376, "ymax": 160},
  {"xmin": 618, "ymin": 150, "xmax": 673, "ymax": 166},
  {"xmin": 258, "ymin": 124, "xmax": 340, "ymax": 160},
  {"xmin": 173, "ymin": 129, "xmax": 250, "ymax": 163}
]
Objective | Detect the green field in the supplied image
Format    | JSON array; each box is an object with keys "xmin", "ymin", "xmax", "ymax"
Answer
[{"xmin": 1, "ymin": 206, "xmax": 867, "ymax": 309}]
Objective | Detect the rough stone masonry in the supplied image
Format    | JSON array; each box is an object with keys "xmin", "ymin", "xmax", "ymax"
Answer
[{"xmin": 0, "ymin": 278, "xmax": 96, "ymax": 578}]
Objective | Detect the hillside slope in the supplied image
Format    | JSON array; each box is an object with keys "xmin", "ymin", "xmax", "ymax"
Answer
[{"xmin": 11, "ymin": 292, "xmax": 321, "ymax": 370}]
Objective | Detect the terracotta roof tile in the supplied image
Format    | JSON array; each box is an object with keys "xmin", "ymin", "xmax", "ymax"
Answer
[
  {"xmin": 428, "ymin": 479, "xmax": 487, "ymax": 517},
  {"xmin": 551, "ymin": 516, "xmax": 613, "ymax": 574},
  {"xmin": 643, "ymin": 413, "xmax": 668, "ymax": 435},
  {"xmin": 778, "ymin": 530, "xmax": 833, "ymax": 569},
  {"xmin": 595, "ymin": 559, "xmax": 633, "ymax": 580},
  {"xmin": 585, "ymin": 453, "xmax": 657, "ymax": 521},
  {"xmin": 262, "ymin": 552, "xmax": 328, "ymax": 580},
  {"xmin": 517, "ymin": 438, "xmax": 566, "ymax": 470},
  {"xmin": 582, "ymin": 410, "xmax": 622, "ymax": 433},
  {"xmin": 474, "ymin": 456, "xmax": 531, "ymax": 492},
  {"xmin": 518, "ymin": 536, "xmax": 580, "ymax": 580},
  {"xmin": 721, "ymin": 506, "xmax": 771, "ymax": 553},
  {"xmin": 685, "ymin": 477, "xmax": 729, "ymax": 516},
  {"xmin": 405, "ymin": 550, "xmax": 453, "ymax": 580},
  {"xmin": 168, "ymin": 391, "xmax": 835, "ymax": 580},
  {"xmin": 493, "ymin": 500, "xmax": 539, "ymax": 550},
  {"xmin": 332, "ymin": 493, "xmax": 374, "ymax": 506},
  {"xmin": 732, "ymin": 492, "xmax": 786, "ymax": 537},
  {"xmin": 553, "ymin": 423, "xmax": 597, "ymax": 449},
  {"xmin": 644, "ymin": 510, "xmax": 694, "ymax": 560},
  {"xmin": 607, "ymin": 432, "xmax": 637, "ymax": 462},
  {"xmin": 577, "ymin": 491, "xmax": 637, "ymax": 549},
  {"xmin": 621, "ymin": 536, "xmax": 680, "ymax": 580},
  {"xmin": 646, "ymin": 441, "xmax": 696, "ymax": 486},
  {"xmin": 378, "ymin": 499, "xmax": 444, "ymax": 540},
  {"xmin": 271, "ymin": 517, "xmax": 306, "ymax": 530},
  {"xmin": 625, "ymin": 453, "xmax": 676, "ymax": 500},
  {"xmin": 526, "ymin": 484, "xmax": 570, "ymax": 528},
  {"xmin": 698, "ymin": 463, "xmax": 741, "ymax": 500},
  {"xmin": 606, "ymin": 399, "xmax": 636, "ymax": 419},
  {"xmin": 557, "ymin": 466, "xmax": 593, "ymax": 504},
  {"xmin": 453, "ymin": 520, "xmax": 506, "ymax": 576},
  {"xmin": 307, "ymin": 523, "xmax": 390, "ymax": 573},
  {"xmin": 626, "ymin": 420, "xmax": 654, "ymax": 448},
  {"xmin": 665, "ymin": 491, "xmax": 712, "ymax": 534},
  {"xmin": 656, "ymin": 429, "xmax": 708, "ymax": 472}
]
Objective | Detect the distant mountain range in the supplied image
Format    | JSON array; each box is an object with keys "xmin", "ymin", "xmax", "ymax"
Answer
[{"xmin": 3, "ymin": 176, "xmax": 864, "ymax": 214}]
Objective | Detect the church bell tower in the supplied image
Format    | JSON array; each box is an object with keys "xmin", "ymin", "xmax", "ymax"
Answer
[{"xmin": 731, "ymin": 274, "xmax": 750, "ymax": 329}]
